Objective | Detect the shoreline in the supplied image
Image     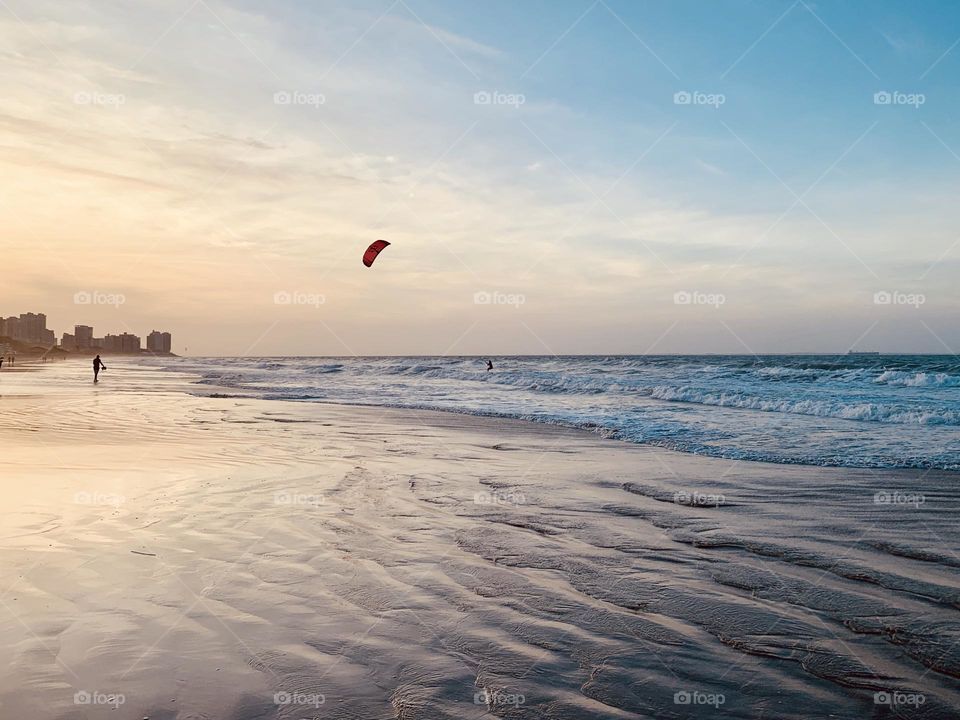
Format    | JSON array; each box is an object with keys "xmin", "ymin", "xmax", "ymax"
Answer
[
  {"xmin": 167, "ymin": 355, "xmax": 960, "ymax": 476},
  {"xmin": 1, "ymin": 360, "xmax": 958, "ymax": 718},
  {"xmin": 8, "ymin": 357, "xmax": 958, "ymax": 478}
]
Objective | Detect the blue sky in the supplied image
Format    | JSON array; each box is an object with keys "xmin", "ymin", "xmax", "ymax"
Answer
[{"xmin": 2, "ymin": 0, "xmax": 959, "ymax": 354}]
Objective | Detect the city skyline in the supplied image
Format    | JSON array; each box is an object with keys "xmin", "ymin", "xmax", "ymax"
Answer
[{"xmin": 1, "ymin": 310, "xmax": 172, "ymax": 355}]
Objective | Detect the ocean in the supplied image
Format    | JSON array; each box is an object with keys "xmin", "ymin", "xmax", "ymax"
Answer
[{"xmin": 151, "ymin": 354, "xmax": 960, "ymax": 471}]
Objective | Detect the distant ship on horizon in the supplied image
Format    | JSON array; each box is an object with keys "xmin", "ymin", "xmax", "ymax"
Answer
[{"xmin": 848, "ymin": 350, "xmax": 880, "ymax": 356}]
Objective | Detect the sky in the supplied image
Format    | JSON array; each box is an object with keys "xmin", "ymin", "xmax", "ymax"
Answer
[{"xmin": 2, "ymin": 0, "xmax": 959, "ymax": 355}]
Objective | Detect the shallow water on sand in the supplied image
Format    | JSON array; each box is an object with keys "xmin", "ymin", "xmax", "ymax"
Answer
[{"xmin": 0, "ymin": 360, "xmax": 958, "ymax": 719}]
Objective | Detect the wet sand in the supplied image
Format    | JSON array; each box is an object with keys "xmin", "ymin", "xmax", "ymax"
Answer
[{"xmin": 0, "ymin": 360, "xmax": 958, "ymax": 719}]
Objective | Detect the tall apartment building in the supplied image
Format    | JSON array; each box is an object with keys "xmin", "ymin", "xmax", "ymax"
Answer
[
  {"xmin": 2, "ymin": 313, "xmax": 54, "ymax": 345},
  {"xmin": 146, "ymin": 330, "xmax": 172, "ymax": 353},
  {"xmin": 0, "ymin": 317, "xmax": 18, "ymax": 338},
  {"xmin": 74, "ymin": 325, "xmax": 94, "ymax": 349},
  {"xmin": 103, "ymin": 333, "xmax": 141, "ymax": 353}
]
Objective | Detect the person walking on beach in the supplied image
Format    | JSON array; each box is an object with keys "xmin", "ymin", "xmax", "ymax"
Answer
[{"xmin": 93, "ymin": 354, "xmax": 106, "ymax": 383}]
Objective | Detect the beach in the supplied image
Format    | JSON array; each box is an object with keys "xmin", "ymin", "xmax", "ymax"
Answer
[{"xmin": 1, "ymin": 360, "xmax": 958, "ymax": 719}]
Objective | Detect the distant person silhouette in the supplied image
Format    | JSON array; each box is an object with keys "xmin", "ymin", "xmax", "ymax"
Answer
[
  {"xmin": 93, "ymin": 355, "xmax": 106, "ymax": 383},
  {"xmin": 486, "ymin": 359, "xmax": 493, "ymax": 371}
]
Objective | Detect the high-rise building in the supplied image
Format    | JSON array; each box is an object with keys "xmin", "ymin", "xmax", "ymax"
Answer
[
  {"xmin": 103, "ymin": 333, "xmax": 141, "ymax": 353},
  {"xmin": 146, "ymin": 330, "xmax": 172, "ymax": 353},
  {"xmin": 75, "ymin": 325, "xmax": 93, "ymax": 349},
  {"xmin": 0, "ymin": 317, "xmax": 17, "ymax": 338},
  {"xmin": 0, "ymin": 313, "xmax": 55, "ymax": 344},
  {"xmin": 18, "ymin": 313, "xmax": 47, "ymax": 343},
  {"xmin": 61, "ymin": 333, "xmax": 76, "ymax": 350}
]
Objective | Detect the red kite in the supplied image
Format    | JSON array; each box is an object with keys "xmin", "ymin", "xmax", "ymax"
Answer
[{"xmin": 363, "ymin": 239, "xmax": 391, "ymax": 267}]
